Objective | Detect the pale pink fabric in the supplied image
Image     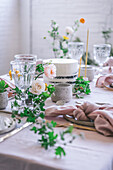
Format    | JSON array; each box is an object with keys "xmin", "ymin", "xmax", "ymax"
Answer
[
  {"xmin": 103, "ymin": 57, "xmax": 113, "ymax": 66},
  {"xmin": 104, "ymin": 75, "xmax": 113, "ymax": 86},
  {"xmin": 74, "ymin": 102, "xmax": 113, "ymax": 136},
  {"xmin": 45, "ymin": 106, "xmax": 76, "ymax": 117},
  {"xmin": 45, "ymin": 102, "xmax": 113, "ymax": 136},
  {"xmin": 96, "ymin": 74, "xmax": 113, "ymax": 88},
  {"xmin": 96, "ymin": 76, "xmax": 106, "ymax": 88}
]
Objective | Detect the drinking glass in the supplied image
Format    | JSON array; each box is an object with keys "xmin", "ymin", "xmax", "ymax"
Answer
[
  {"xmin": 93, "ymin": 44, "xmax": 111, "ymax": 73},
  {"xmin": 14, "ymin": 54, "xmax": 37, "ymax": 62},
  {"xmin": 10, "ymin": 60, "xmax": 36, "ymax": 107},
  {"xmin": 68, "ymin": 42, "xmax": 84, "ymax": 60}
]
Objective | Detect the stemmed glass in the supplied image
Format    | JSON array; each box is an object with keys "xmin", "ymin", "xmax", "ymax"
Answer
[
  {"xmin": 93, "ymin": 44, "xmax": 111, "ymax": 74},
  {"xmin": 68, "ymin": 42, "xmax": 84, "ymax": 60},
  {"xmin": 10, "ymin": 60, "xmax": 36, "ymax": 107},
  {"xmin": 14, "ymin": 54, "xmax": 37, "ymax": 61}
]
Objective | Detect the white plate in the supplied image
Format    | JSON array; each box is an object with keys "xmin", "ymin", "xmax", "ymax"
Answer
[{"xmin": 0, "ymin": 113, "xmax": 16, "ymax": 134}]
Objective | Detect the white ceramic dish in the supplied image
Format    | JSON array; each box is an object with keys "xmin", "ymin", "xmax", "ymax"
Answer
[{"xmin": 0, "ymin": 113, "xmax": 16, "ymax": 134}]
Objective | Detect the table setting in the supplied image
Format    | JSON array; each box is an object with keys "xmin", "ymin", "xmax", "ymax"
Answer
[{"xmin": 0, "ymin": 18, "xmax": 113, "ymax": 170}]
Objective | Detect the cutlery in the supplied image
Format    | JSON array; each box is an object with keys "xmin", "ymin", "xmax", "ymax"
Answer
[
  {"xmin": 75, "ymin": 101, "xmax": 111, "ymax": 105},
  {"xmin": 0, "ymin": 122, "xmax": 32, "ymax": 143},
  {"xmin": 45, "ymin": 119, "xmax": 96, "ymax": 132}
]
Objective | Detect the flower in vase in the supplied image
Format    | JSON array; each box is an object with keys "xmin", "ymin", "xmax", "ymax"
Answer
[
  {"xmin": 80, "ymin": 18, "xmax": 85, "ymax": 24},
  {"xmin": 9, "ymin": 70, "xmax": 12, "ymax": 80},
  {"xmin": 45, "ymin": 83, "xmax": 48, "ymax": 91},
  {"xmin": 65, "ymin": 26, "xmax": 74, "ymax": 34},
  {"xmin": 63, "ymin": 36, "xmax": 69, "ymax": 40},
  {"xmin": 30, "ymin": 79, "xmax": 45, "ymax": 95},
  {"xmin": 44, "ymin": 64, "xmax": 56, "ymax": 79}
]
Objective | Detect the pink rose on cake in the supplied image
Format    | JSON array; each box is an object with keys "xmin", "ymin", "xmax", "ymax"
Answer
[{"xmin": 44, "ymin": 64, "xmax": 56, "ymax": 79}]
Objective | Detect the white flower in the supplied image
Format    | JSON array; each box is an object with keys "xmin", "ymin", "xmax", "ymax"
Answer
[
  {"xmin": 30, "ymin": 79, "xmax": 45, "ymax": 95},
  {"xmin": 65, "ymin": 26, "xmax": 74, "ymax": 34},
  {"xmin": 44, "ymin": 64, "xmax": 56, "ymax": 79},
  {"xmin": 62, "ymin": 41, "xmax": 68, "ymax": 49}
]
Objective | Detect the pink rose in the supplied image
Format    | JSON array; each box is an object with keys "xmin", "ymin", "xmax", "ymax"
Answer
[{"xmin": 44, "ymin": 64, "xmax": 56, "ymax": 79}]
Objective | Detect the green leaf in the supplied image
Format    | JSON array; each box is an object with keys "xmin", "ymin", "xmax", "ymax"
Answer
[
  {"xmin": 0, "ymin": 80, "xmax": 9, "ymax": 93},
  {"xmin": 39, "ymin": 112, "xmax": 45, "ymax": 119},
  {"xmin": 73, "ymin": 76, "xmax": 91, "ymax": 98},
  {"xmin": 55, "ymin": 146, "xmax": 66, "ymax": 157},
  {"xmin": 42, "ymin": 92, "xmax": 50, "ymax": 98},
  {"xmin": 31, "ymin": 126, "xmax": 38, "ymax": 133},
  {"xmin": 13, "ymin": 86, "xmax": 22, "ymax": 95},
  {"xmin": 5, "ymin": 84, "xmax": 8, "ymax": 88},
  {"xmin": 36, "ymin": 64, "xmax": 44, "ymax": 73},
  {"xmin": 47, "ymin": 122, "xmax": 53, "ymax": 130},
  {"xmin": 51, "ymin": 120, "xmax": 57, "ymax": 127},
  {"xmin": 13, "ymin": 100, "xmax": 20, "ymax": 107},
  {"xmin": 65, "ymin": 126, "xmax": 73, "ymax": 134},
  {"xmin": 0, "ymin": 80, "xmax": 5, "ymax": 87}
]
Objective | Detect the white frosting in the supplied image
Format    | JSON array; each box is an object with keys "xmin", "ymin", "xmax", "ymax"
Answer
[{"xmin": 43, "ymin": 59, "xmax": 78, "ymax": 76}]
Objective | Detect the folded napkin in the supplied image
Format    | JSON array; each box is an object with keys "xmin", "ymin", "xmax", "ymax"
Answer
[
  {"xmin": 45, "ymin": 102, "xmax": 113, "ymax": 136},
  {"xmin": 0, "ymin": 78, "xmax": 15, "ymax": 98},
  {"xmin": 96, "ymin": 74, "xmax": 113, "ymax": 88},
  {"xmin": 103, "ymin": 57, "xmax": 113, "ymax": 67}
]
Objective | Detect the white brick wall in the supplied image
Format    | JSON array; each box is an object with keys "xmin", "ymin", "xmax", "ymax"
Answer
[
  {"xmin": 0, "ymin": 0, "xmax": 20, "ymax": 75},
  {"xmin": 0, "ymin": 0, "xmax": 113, "ymax": 75},
  {"xmin": 31, "ymin": 0, "xmax": 113, "ymax": 59}
]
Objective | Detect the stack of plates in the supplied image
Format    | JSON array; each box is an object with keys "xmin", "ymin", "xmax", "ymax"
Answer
[{"xmin": 0, "ymin": 113, "xmax": 16, "ymax": 134}]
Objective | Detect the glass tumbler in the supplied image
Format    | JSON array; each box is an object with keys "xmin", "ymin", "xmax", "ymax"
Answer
[
  {"xmin": 14, "ymin": 54, "xmax": 37, "ymax": 62},
  {"xmin": 68, "ymin": 42, "xmax": 84, "ymax": 60},
  {"xmin": 93, "ymin": 44, "xmax": 111, "ymax": 71},
  {"xmin": 10, "ymin": 60, "xmax": 36, "ymax": 107}
]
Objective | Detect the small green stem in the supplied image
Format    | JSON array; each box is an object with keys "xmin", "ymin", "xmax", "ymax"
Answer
[{"xmin": 35, "ymin": 72, "xmax": 44, "ymax": 80}]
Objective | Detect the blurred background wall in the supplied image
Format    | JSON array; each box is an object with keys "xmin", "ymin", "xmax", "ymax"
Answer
[
  {"xmin": 0, "ymin": 0, "xmax": 20, "ymax": 75},
  {"xmin": 0, "ymin": 0, "xmax": 113, "ymax": 75}
]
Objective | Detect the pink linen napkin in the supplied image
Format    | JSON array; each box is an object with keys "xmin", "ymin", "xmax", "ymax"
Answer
[
  {"xmin": 96, "ymin": 74, "xmax": 113, "ymax": 88},
  {"xmin": 45, "ymin": 102, "xmax": 113, "ymax": 136},
  {"xmin": 103, "ymin": 57, "xmax": 113, "ymax": 67},
  {"xmin": 45, "ymin": 106, "xmax": 76, "ymax": 117}
]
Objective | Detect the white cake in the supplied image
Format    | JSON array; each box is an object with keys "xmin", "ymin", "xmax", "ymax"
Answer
[
  {"xmin": 43, "ymin": 59, "xmax": 78, "ymax": 76},
  {"xmin": 43, "ymin": 59, "xmax": 78, "ymax": 84}
]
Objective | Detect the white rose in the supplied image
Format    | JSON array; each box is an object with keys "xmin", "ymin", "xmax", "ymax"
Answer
[
  {"xmin": 30, "ymin": 79, "xmax": 45, "ymax": 95},
  {"xmin": 65, "ymin": 26, "xmax": 74, "ymax": 34}
]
